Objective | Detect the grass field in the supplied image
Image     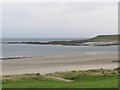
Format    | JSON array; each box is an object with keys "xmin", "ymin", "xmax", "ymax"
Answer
[
  {"xmin": 2, "ymin": 69, "xmax": 119, "ymax": 88},
  {"xmin": 89, "ymin": 34, "xmax": 120, "ymax": 42}
]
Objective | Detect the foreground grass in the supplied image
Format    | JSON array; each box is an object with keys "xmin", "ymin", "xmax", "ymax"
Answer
[{"xmin": 2, "ymin": 69, "xmax": 119, "ymax": 88}]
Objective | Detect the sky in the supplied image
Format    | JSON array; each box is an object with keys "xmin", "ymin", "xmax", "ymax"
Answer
[{"xmin": 2, "ymin": 2, "xmax": 118, "ymax": 38}]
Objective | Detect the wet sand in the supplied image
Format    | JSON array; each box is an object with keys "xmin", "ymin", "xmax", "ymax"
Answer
[{"xmin": 1, "ymin": 53, "xmax": 118, "ymax": 75}]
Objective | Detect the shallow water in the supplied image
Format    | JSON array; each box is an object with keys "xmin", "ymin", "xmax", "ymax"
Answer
[
  {"xmin": 0, "ymin": 38, "xmax": 118, "ymax": 58},
  {"xmin": 1, "ymin": 43, "xmax": 118, "ymax": 58}
]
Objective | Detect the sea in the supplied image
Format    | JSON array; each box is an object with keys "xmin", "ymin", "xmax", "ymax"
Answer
[{"xmin": 0, "ymin": 38, "xmax": 118, "ymax": 58}]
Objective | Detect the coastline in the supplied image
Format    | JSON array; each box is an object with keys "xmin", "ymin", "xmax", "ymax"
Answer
[
  {"xmin": 2, "ymin": 53, "xmax": 118, "ymax": 75},
  {"xmin": 2, "ymin": 34, "xmax": 119, "ymax": 46}
]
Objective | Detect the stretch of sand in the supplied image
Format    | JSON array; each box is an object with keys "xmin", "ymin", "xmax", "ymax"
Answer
[{"xmin": 1, "ymin": 53, "xmax": 118, "ymax": 75}]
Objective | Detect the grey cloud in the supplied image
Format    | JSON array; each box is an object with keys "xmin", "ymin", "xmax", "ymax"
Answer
[{"xmin": 2, "ymin": 2, "xmax": 118, "ymax": 38}]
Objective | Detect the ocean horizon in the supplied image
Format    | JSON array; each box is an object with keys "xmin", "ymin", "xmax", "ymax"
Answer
[{"xmin": 2, "ymin": 38, "xmax": 87, "ymax": 42}]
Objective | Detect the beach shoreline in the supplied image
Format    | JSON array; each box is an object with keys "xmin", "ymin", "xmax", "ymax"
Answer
[{"xmin": 1, "ymin": 53, "xmax": 118, "ymax": 75}]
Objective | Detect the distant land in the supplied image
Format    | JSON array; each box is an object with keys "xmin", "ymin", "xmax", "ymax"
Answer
[
  {"xmin": 3, "ymin": 34, "xmax": 120, "ymax": 46},
  {"xmin": 89, "ymin": 34, "xmax": 119, "ymax": 42}
]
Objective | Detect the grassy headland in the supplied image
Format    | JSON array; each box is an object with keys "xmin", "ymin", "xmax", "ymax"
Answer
[
  {"xmin": 89, "ymin": 34, "xmax": 120, "ymax": 42},
  {"xmin": 2, "ymin": 68, "xmax": 119, "ymax": 88}
]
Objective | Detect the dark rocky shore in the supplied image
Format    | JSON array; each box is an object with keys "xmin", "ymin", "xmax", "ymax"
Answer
[{"xmin": 0, "ymin": 56, "xmax": 32, "ymax": 60}]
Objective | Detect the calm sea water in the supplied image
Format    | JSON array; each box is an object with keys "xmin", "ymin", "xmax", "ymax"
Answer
[
  {"xmin": 0, "ymin": 38, "xmax": 118, "ymax": 58},
  {"xmin": 2, "ymin": 38, "xmax": 84, "ymax": 42}
]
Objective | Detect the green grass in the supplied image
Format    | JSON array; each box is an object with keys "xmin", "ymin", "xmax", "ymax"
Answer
[
  {"xmin": 89, "ymin": 34, "xmax": 120, "ymax": 42},
  {"xmin": 2, "ymin": 76, "xmax": 118, "ymax": 88},
  {"xmin": 2, "ymin": 69, "xmax": 119, "ymax": 88}
]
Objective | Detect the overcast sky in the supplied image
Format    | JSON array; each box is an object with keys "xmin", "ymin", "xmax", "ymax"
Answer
[{"xmin": 2, "ymin": 2, "xmax": 118, "ymax": 38}]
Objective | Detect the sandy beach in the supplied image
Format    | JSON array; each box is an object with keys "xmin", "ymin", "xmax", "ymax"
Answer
[{"xmin": 1, "ymin": 53, "xmax": 118, "ymax": 75}]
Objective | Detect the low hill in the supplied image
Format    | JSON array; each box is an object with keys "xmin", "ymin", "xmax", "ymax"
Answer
[{"xmin": 89, "ymin": 34, "xmax": 119, "ymax": 42}]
